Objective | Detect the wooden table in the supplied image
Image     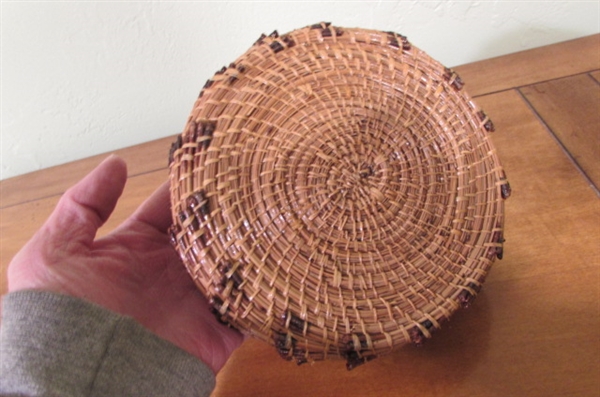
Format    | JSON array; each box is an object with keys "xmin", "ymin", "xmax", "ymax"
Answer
[{"xmin": 1, "ymin": 34, "xmax": 599, "ymax": 396}]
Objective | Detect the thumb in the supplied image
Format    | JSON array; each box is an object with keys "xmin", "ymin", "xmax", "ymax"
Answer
[
  {"xmin": 43, "ymin": 154, "xmax": 128, "ymax": 248},
  {"xmin": 7, "ymin": 155, "xmax": 128, "ymax": 291}
]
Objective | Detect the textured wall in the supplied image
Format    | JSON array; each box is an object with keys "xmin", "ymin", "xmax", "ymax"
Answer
[{"xmin": 2, "ymin": 1, "xmax": 598, "ymax": 179}]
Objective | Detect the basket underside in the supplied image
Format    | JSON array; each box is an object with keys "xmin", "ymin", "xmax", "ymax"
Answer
[{"xmin": 168, "ymin": 22, "xmax": 509, "ymax": 370}]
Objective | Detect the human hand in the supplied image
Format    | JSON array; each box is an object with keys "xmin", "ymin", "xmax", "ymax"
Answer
[{"xmin": 7, "ymin": 155, "xmax": 243, "ymax": 373}]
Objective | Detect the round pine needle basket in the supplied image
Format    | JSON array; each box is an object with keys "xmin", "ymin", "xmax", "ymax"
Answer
[{"xmin": 168, "ymin": 23, "xmax": 510, "ymax": 370}]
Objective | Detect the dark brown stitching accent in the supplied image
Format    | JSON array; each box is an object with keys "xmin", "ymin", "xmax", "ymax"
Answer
[
  {"xmin": 168, "ymin": 135, "xmax": 182, "ymax": 165},
  {"xmin": 274, "ymin": 332, "xmax": 307, "ymax": 365},
  {"xmin": 477, "ymin": 110, "xmax": 496, "ymax": 132},
  {"xmin": 254, "ymin": 33, "xmax": 266, "ymax": 46},
  {"xmin": 444, "ymin": 68, "xmax": 465, "ymax": 91},
  {"xmin": 311, "ymin": 22, "xmax": 331, "ymax": 30},
  {"xmin": 281, "ymin": 311, "xmax": 306, "ymax": 334},
  {"xmin": 270, "ymin": 41, "xmax": 285, "ymax": 53},
  {"xmin": 458, "ymin": 282, "xmax": 482, "ymax": 308},
  {"xmin": 501, "ymin": 181, "xmax": 512, "ymax": 199},
  {"xmin": 186, "ymin": 190, "xmax": 210, "ymax": 220},
  {"xmin": 341, "ymin": 333, "xmax": 377, "ymax": 369},
  {"xmin": 281, "ymin": 35, "xmax": 296, "ymax": 48},
  {"xmin": 386, "ymin": 31, "xmax": 411, "ymax": 50}
]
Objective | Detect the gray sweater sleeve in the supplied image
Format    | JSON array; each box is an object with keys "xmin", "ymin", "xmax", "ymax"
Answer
[{"xmin": 0, "ymin": 290, "xmax": 215, "ymax": 397}]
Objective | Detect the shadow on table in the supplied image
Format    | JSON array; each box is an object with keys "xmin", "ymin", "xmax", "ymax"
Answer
[{"xmin": 215, "ymin": 291, "xmax": 492, "ymax": 396}]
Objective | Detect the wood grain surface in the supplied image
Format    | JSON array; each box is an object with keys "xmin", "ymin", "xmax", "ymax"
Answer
[
  {"xmin": 520, "ymin": 74, "xmax": 600, "ymax": 191},
  {"xmin": 455, "ymin": 34, "xmax": 600, "ymax": 97},
  {"xmin": 1, "ymin": 34, "xmax": 599, "ymax": 397}
]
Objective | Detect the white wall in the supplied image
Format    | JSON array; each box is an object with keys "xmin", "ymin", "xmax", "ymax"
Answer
[{"xmin": 2, "ymin": 1, "xmax": 598, "ymax": 180}]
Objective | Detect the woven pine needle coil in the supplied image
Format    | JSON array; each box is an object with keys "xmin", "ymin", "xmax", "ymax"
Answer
[{"xmin": 168, "ymin": 23, "xmax": 510, "ymax": 370}]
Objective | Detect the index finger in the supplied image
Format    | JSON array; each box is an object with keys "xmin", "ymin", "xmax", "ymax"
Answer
[{"xmin": 129, "ymin": 180, "xmax": 172, "ymax": 233}]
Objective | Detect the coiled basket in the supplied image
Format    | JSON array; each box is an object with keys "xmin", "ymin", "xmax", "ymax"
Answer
[{"xmin": 168, "ymin": 23, "xmax": 510, "ymax": 370}]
